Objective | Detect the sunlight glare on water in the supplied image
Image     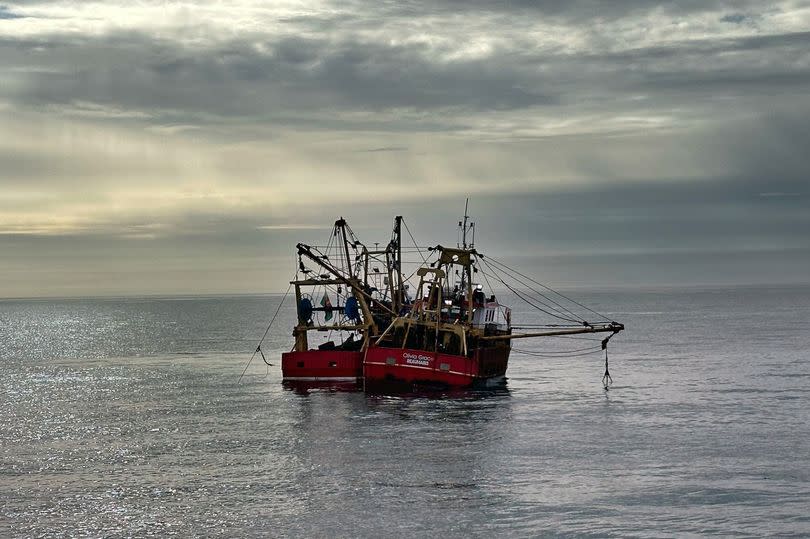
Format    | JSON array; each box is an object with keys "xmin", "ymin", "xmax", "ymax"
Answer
[{"xmin": 1, "ymin": 286, "xmax": 809, "ymax": 537}]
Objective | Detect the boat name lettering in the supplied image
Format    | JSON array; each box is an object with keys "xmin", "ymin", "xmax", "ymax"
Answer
[{"xmin": 403, "ymin": 352, "xmax": 432, "ymax": 366}]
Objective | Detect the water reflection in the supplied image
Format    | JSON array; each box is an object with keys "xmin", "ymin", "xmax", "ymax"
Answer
[{"xmin": 281, "ymin": 380, "xmax": 362, "ymax": 395}]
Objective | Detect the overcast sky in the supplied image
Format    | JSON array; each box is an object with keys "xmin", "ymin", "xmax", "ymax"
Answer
[{"xmin": 1, "ymin": 0, "xmax": 809, "ymax": 297}]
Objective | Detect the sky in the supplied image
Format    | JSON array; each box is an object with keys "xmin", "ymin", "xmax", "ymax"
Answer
[{"xmin": 1, "ymin": 0, "xmax": 809, "ymax": 297}]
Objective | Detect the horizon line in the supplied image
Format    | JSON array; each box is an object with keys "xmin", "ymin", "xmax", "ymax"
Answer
[{"xmin": 3, "ymin": 280, "xmax": 810, "ymax": 302}]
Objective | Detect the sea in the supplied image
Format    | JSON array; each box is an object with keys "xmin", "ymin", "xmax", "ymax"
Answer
[{"xmin": 1, "ymin": 285, "xmax": 809, "ymax": 538}]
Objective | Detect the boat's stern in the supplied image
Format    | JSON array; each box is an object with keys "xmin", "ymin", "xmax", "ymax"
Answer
[{"xmin": 281, "ymin": 350, "xmax": 363, "ymax": 381}]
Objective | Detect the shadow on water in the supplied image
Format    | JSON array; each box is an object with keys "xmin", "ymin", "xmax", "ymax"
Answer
[
  {"xmin": 281, "ymin": 380, "xmax": 362, "ymax": 395},
  {"xmin": 282, "ymin": 379, "xmax": 513, "ymax": 401},
  {"xmin": 365, "ymin": 385, "xmax": 512, "ymax": 402}
]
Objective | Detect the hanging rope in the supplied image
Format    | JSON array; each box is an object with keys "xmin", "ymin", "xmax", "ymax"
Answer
[
  {"xmin": 238, "ymin": 281, "xmax": 293, "ymax": 383},
  {"xmin": 258, "ymin": 346, "xmax": 272, "ymax": 366},
  {"xmin": 602, "ymin": 348, "xmax": 613, "ymax": 390},
  {"xmin": 601, "ymin": 332, "xmax": 616, "ymax": 390}
]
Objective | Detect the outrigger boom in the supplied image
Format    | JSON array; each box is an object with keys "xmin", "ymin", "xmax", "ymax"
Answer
[{"xmin": 480, "ymin": 322, "xmax": 624, "ymax": 341}]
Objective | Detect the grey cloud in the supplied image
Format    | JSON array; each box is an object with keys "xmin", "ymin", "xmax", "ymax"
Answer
[
  {"xmin": 2, "ymin": 29, "xmax": 805, "ymax": 137},
  {"xmin": 2, "ymin": 11, "xmax": 807, "ymax": 136},
  {"xmin": 582, "ymin": 30, "xmax": 810, "ymax": 62},
  {"xmin": 0, "ymin": 5, "xmax": 22, "ymax": 18},
  {"xmin": 2, "ymin": 0, "xmax": 810, "ymax": 296},
  {"xmin": 373, "ymin": 0, "xmax": 770, "ymax": 21},
  {"xmin": 2, "ymin": 33, "xmax": 557, "ymax": 127},
  {"xmin": 358, "ymin": 146, "xmax": 409, "ymax": 153},
  {"xmin": 720, "ymin": 13, "xmax": 749, "ymax": 24}
]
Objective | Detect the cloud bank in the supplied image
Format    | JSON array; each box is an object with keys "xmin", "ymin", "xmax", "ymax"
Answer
[{"xmin": 1, "ymin": 0, "xmax": 809, "ymax": 295}]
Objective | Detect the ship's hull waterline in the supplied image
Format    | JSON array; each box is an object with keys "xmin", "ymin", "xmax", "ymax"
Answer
[{"xmin": 282, "ymin": 346, "xmax": 510, "ymax": 389}]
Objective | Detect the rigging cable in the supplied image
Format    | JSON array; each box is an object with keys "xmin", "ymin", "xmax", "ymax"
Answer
[
  {"xmin": 402, "ymin": 218, "xmax": 428, "ymax": 266},
  {"xmin": 481, "ymin": 256, "xmax": 621, "ymax": 388},
  {"xmin": 512, "ymin": 331, "xmax": 602, "ymax": 342},
  {"xmin": 238, "ymin": 281, "xmax": 293, "ymax": 383},
  {"xmin": 402, "ymin": 249, "xmax": 438, "ymax": 286},
  {"xmin": 486, "ymin": 256, "xmax": 614, "ymax": 323},
  {"xmin": 476, "ymin": 255, "xmax": 514, "ymax": 326},
  {"xmin": 478, "ymin": 257, "xmax": 584, "ymax": 324},
  {"xmin": 512, "ymin": 345, "xmax": 602, "ymax": 357},
  {"xmin": 482, "ymin": 257, "xmax": 584, "ymax": 322},
  {"xmin": 478, "ymin": 258, "xmax": 583, "ymax": 324}
]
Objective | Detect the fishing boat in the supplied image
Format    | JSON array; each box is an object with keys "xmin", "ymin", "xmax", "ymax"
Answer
[
  {"xmin": 263, "ymin": 202, "xmax": 624, "ymax": 390},
  {"xmin": 280, "ymin": 217, "xmax": 405, "ymax": 383},
  {"xmin": 363, "ymin": 203, "xmax": 623, "ymax": 389}
]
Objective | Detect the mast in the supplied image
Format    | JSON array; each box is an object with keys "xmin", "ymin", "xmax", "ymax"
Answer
[
  {"xmin": 393, "ymin": 216, "xmax": 403, "ymax": 313},
  {"xmin": 461, "ymin": 198, "xmax": 469, "ymax": 249},
  {"xmin": 335, "ymin": 217, "xmax": 353, "ymax": 279},
  {"xmin": 297, "ymin": 242, "xmax": 395, "ymax": 316},
  {"xmin": 362, "ymin": 245, "xmax": 370, "ymax": 292},
  {"xmin": 458, "ymin": 197, "xmax": 475, "ymax": 250},
  {"xmin": 458, "ymin": 199, "xmax": 474, "ymax": 313},
  {"xmin": 293, "ymin": 281, "xmax": 307, "ymax": 351}
]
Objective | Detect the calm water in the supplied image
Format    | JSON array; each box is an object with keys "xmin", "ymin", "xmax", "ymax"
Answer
[{"xmin": 1, "ymin": 286, "xmax": 809, "ymax": 537}]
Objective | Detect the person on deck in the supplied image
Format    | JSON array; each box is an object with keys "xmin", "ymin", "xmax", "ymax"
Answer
[{"xmin": 473, "ymin": 285, "xmax": 485, "ymax": 307}]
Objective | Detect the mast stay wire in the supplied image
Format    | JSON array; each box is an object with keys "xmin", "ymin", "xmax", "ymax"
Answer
[
  {"xmin": 402, "ymin": 249, "xmax": 438, "ymax": 287},
  {"xmin": 343, "ymin": 221, "xmax": 367, "ymax": 277},
  {"xmin": 402, "ymin": 218, "xmax": 428, "ymax": 266}
]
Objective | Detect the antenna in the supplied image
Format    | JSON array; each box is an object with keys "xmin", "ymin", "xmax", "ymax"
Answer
[
  {"xmin": 459, "ymin": 198, "xmax": 475, "ymax": 292},
  {"xmin": 459, "ymin": 197, "xmax": 474, "ymax": 250}
]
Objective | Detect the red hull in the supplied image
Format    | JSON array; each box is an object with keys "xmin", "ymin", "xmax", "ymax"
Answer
[
  {"xmin": 363, "ymin": 346, "xmax": 510, "ymax": 388},
  {"xmin": 281, "ymin": 350, "xmax": 363, "ymax": 381}
]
